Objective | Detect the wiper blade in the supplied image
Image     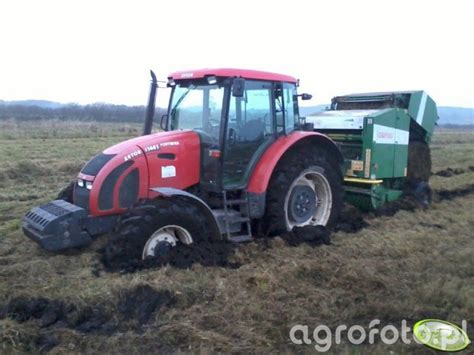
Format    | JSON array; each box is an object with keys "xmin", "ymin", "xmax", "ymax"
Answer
[{"xmin": 171, "ymin": 85, "xmax": 195, "ymax": 112}]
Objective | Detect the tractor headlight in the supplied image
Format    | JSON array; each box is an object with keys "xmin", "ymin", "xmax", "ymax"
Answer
[
  {"xmin": 86, "ymin": 181, "xmax": 93, "ymax": 190},
  {"xmin": 77, "ymin": 179, "xmax": 84, "ymax": 187}
]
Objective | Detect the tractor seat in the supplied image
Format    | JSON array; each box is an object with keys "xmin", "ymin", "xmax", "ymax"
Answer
[{"xmin": 238, "ymin": 119, "xmax": 265, "ymax": 142}]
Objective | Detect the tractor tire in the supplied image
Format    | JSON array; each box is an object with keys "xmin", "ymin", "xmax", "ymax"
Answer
[
  {"xmin": 56, "ymin": 181, "xmax": 74, "ymax": 203},
  {"xmin": 104, "ymin": 197, "xmax": 209, "ymax": 264},
  {"xmin": 263, "ymin": 147, "xmax": 343, "ymax": 235},
  {"xmin": 407, "ymin": 140, "xmax": 431, "ymax": 182}
]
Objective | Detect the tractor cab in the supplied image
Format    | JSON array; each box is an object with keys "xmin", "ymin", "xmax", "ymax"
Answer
[{"xmin": 165, "ymin": 69, "xmax": 303, "ymax": 191}]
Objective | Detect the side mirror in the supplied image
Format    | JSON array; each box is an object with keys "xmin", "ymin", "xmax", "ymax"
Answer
[
  {"xmin": 301, "ymin": 93, "xmax": 312, "ymax": 101},
  {"xmin": 160, "ymin": 114, "xmax": 168, "ymax": 131},
  {"xmin": 232, "ymin": 78, "xmax": 245, "ymax": 97}
]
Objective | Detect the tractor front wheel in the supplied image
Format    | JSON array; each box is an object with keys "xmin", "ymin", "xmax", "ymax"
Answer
[{"xmin": 104, "ymin": 198, "xmax": 208, "ymax": 264}]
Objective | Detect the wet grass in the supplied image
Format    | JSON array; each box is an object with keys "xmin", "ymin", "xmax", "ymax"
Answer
[{"xmin": 0, "ymin": 121, "xmax": 473, "ymax": 353}]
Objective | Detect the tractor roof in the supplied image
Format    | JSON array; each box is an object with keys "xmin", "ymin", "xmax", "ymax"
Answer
[{"xmin": 168, "ymin": 68, "xmax": 297, "ymax": 83}]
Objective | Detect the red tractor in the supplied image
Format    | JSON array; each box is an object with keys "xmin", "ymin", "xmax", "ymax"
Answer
[{"xmin": 22, "ymin": 68, "xmax": 343, "ymax": 261}]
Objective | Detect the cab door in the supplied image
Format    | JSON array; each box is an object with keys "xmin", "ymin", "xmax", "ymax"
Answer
[{"xmin": 223, "ymin": 80, "xmax": 275, "ymax": 189}]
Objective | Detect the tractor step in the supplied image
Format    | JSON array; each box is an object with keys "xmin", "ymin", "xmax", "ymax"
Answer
[
  {"xmin": 229, "ymin": 235, "xmax": 253, "ymax": 243},
  {"xmin": 225, "ymin": 199, "xmax": 248, "ymax": 205},
  {"xmin": 225, "ymin": 216, "xmax": 250, "ymax": 223},
  {"xmin": 218, "ymin": 190, "xmax": 253, "ymax": 242}
]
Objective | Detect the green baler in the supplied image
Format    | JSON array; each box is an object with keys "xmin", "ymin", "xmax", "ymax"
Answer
[{"xmin": 306, "ymin": 91, "xmax": 439, "ymax": 210}]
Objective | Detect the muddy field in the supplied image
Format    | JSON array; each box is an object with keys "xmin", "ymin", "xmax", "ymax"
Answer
[{"xmin": 0, "ymin": 123, "xmax": 473, "ymax": 353}]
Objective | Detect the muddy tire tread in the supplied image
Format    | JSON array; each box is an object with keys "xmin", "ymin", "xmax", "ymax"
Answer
[{"xmin": 263, "ymin": 146, "xmax": 343, "ymax": 235}]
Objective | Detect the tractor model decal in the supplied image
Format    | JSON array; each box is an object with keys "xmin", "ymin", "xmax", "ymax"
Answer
[
  {"xmin": 160, "ymin": 141, "xmax": 180, "ymax": 147},
  {"xmin": 123, "ymin": 149, "xmax": 142, "ymax": 162},
  {"xmin": 144, "ymin": 144, "xmax": 161, "ymax": 152}
]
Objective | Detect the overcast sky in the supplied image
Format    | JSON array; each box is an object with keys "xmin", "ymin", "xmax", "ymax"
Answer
[{"xmin": 0, "ymin": 0, "xmax": 473, "ymax": 108}]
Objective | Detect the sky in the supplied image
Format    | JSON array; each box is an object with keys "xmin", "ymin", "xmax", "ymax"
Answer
[{"xmin": 0, "ymin": 0, "xmax": 473, "ymax": 108}]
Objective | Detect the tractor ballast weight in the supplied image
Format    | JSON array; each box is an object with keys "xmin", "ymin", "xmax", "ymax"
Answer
[{"xmin": 306, "ymin": 91, "xmax": 438, "ymax": 210}]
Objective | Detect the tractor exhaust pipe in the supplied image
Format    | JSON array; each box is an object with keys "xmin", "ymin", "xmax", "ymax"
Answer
[{"xmin": 143, "ymin": 70, "xmax": 158, "ymax": 135}]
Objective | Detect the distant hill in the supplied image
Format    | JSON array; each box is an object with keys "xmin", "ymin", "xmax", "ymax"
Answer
[
  {"xmin": 437, "ymin": 107, "xmax": 473, "ymax": 126},
  {"xmin": 299, "ymin": 104, "xmax": 473, "ymax": 126},
  {"xmin": 1, "ymin": 100, "xmax": 472, "ymax": 126},
  {"xmin": 298, "ymin": 105, "xmax": 328, "ymax": 117},
  {"xmin": 0, "ymin": 99, "xmax": 64, "ymax": 109}
]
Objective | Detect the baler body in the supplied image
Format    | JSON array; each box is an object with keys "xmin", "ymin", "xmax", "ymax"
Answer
[{"xmin": 306, "ymin": 91, "xmax": 438, "ymax": 210}]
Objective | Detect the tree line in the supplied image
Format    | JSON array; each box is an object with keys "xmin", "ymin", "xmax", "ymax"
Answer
[{"xmin": 0, "ymin": 103, "xmax": 167, "ymax": 123}]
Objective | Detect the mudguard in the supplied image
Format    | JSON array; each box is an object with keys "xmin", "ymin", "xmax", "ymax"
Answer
[
  {"xmin": 246, "ymin": 131, "xmax": 343, "ymax": 194},
  {"xmin": 151, "ymin": 187, "xmax": 221, "ymax": 240}
]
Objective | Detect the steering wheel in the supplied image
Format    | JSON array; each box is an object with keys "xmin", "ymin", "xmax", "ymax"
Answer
[
  {"xmin": 228, "ymin": 127, "xmax": 237, "ymax": 146},
  {"xmin": 208, "ymin": 117, "xmax": 220, "ymax": 128}
]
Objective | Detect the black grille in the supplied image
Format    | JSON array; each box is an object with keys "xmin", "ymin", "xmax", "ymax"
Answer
[
  {"xmin": 82, "ymin": 153, "xmax": 115, "ymax": 176},
  {"xmin": 24, "ymin": 210, "xmax": 50, "ymax": 228},
  {"xmin": 38, "ymin": 202, "xmax": 70, "ymax": 217},
  {"xmin": 23, "ymin": 200, "xmax": 84, "ymax": 232},
  {"xmin": 119, "ymin": 168, "xmax": 139, "ymax": 208},
  {"xmin": 99, "ymin": 161, "xmax": 134, "ymax": 211}
]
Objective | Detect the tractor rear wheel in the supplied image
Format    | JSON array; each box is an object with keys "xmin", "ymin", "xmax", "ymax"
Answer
[
  {"xmin": 104, "ymin": 197, "xmax": 208, "ymax": 264},
  {"xmin": 263, "ymin": 147, "xmax": 343, "ymax": 235}
]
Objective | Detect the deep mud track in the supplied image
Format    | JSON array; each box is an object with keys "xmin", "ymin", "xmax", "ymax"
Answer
[{"xmin": 0, "ymin": 285, "xmax": 175, "ymax": 352}]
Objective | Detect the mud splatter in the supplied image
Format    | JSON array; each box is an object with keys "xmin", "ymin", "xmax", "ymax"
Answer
[
  {"xmin": 280, "ymin": 225, "xmax": 331, "ymax": 247},
  {"xmin": 118, "ymin": 285, "xmax": 174, "ymax": 324},
  {"xmin": 436, "ymin": 184, "xmax": 474, "ymax": 201},
  {"xmin": 434, "ymin": 167, "xmax": 467, "ymax": 177},
  {"xmin": 372, "ymin": 196, "xmax": 420, "ymax": 217},
  {"xmin": 333, "ymin": 205, "xmax": 369, "ymax": 233}
]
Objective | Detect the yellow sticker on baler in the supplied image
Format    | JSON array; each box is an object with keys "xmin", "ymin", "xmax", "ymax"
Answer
[{"xmin": 351, "ymin": 160, "xmax": 364, "ymax": 171}]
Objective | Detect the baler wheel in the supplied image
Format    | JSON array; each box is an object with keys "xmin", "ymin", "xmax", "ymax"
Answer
[
  {"xmin": 263, "ymin": 147, "xmax": 343, "ymax": 235},
  {"xmin": 104, "ymin": 197, "xmax": 208, "ymax": 264}
]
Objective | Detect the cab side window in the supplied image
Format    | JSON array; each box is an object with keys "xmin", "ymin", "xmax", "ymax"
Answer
[
  {"xmin": 283, "ymin": 83, "xmax": 298, "ymax": 133},
  {"xmin": 275, "ymin": 83, "xmax": 299, "ymax": 134}
]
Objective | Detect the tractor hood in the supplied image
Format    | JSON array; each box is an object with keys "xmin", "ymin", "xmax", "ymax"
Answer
[
  {"xmin": 103, "ymin": 129, "xmax": 199, "ymax": 155},
  {"xmin": 75, "ymin": 130, "xmax": 201, "ymax": 216}
]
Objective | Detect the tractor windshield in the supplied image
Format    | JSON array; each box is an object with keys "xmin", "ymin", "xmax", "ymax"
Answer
[{"xmin": 169, "ymin": 83, "xmax": 226, "ymax": 141}]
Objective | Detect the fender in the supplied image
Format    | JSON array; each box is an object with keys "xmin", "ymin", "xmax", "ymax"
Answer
[
  {"xmin": 246, "ymin": 131, "xmax": 343, "ymax": 194},
  {"xmin": 150, "ymin": 187, "xmax": 221, "ymax": 240}
]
